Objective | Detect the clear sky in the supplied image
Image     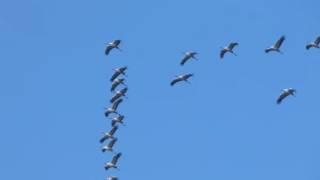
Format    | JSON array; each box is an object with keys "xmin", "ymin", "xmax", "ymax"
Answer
[{"xmin": 1, "ymin": 0, "xmax": 320, "ymax": 179}]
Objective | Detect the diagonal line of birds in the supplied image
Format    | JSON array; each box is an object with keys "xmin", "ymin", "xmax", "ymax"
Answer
[{"xmin": 101, "ymin": 35, "xmax": 319, "ymax": 179}]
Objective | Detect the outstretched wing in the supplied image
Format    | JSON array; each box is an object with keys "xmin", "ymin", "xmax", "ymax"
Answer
[
  {"xmin": 276, "ymin": 92, "xmax": 288, "ymax": 104},
  {"xmin": 228, "ymin": 42, "xmax": 238, "ymax": 50},
  {"xmin": 315, "ymin": 36, "xmax": 320, "ymax": 45},
  {"xmin": 111, "ymin": 152, "xmax": 122, "ymax": 164},
  {"xmin": 110, "ymin": 72, "xmax": 121, "ymax": 82},
  {"xmin": 170, "ymin": 78, "xmax": 181, "ymax": 86},
  {"xmin": 111, "ymin": 81, "xmax": 121, "ymax": 92},
  {"xmin": 112, "ymin": 98, "xmax": 123, "ymax": 110},
  {"xmin": 306, "ymin": 44, "xmax": 313, "ymax": 50},
  {"xmin": 113, "ymin": 40, "xmax": 121, "ymax": 46},
  {"xmin": 109, "ymin": 125, "xmax": 118, "ymax": 136},
  {"xmin": 111, "ymin": 93, "xmax": 122, "ymax": 103},
  {"xmin": 220, "ymin": 49, "xmax": 227, "ymax": 59},
  {"xmin": 274, "ymin": 36, "xmax": 285, "ymax": 49},
  {"xmin": 105, "ymin": 45, "xmax": 114, "ymax": 55},
  {"xmin": 180, "ymin": 55, "xmax": 191, "ymax": 66},
  {"xmin": 108, "ymin": 138, "xmax": 117, "ymax": 148}
]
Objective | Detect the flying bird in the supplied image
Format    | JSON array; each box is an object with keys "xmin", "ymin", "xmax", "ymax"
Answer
[
  {"xmin": 265, "ymin": 35, "xmax": 285, "ymax": 53},
  {"xmin": 105, "ymin": 99, "xmax": 123, "ymax": 117},
  {"xmin": 102, "ymin": 138, "xmax": 117, "ymax": 153},
  {"xmin": 104, "ymin": 152, "xmax": 122, "ymax": 170},
  {"xmin": 110, "ymin": 66, "xmax": 127, "ymax": 82},
  {"xmin": 100, "ymin": 126, "xmax": 118, "ymax": 144},
  {"xmin": 180, "ymin": 51, "xmax": 198, "ymax": 65},
  {"xmin": 111, "ymin": 78, "xmax": 126, "ymax": 92},
  {"xmin": 276, "ymin": 88, "xmax": 296, "ymax": 104},
  {"xmin": 220, "ymin": 42, "xmax": 238, "ymax": 59},
  {"xmin": 170, "ymin": 73, "xmax": 193, "ymax": 86},
  {"xmin": 110, "ymin": 88, "xmax": 128, "ymax": 103},
  {"xmin": 107, "ymin": 176, "xmax": 118, "ymax": 180},
  {"xmin": 105, "ymin": 40, "xmax": 121, "ymax": 55},
  {"xmin": 111, "ymin": 115, "xmax": 125, "ymax": 127},
  {"xmin": 306, "ymin": 36, "xmax": 320, "ymax": 50}
]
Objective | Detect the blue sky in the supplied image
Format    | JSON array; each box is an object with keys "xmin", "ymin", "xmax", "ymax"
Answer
[{"xmin": 1, "ymin": 0, "xmax": 320, "ymax": 179}]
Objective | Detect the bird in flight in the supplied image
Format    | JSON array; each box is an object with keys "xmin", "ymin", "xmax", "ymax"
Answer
[
  {"xmin": 306, "ymin": 36, "xmax": 320, "ymax": 50},
  {"xmin": 180, "ymin": 51, "xmax": 198, "ymax": 66},
  {"xmin": 265, "ymin": 35, "xmax": 285, "ymax": 54},
  {"xmin": 276, "ymin": 88, "xmax": 296, "ymax": 104},
  {"xmin": 104, "ymin": 152, "xmax": 122, "ymax": 170},
  {"xmin": 100, "ymin": 126, "xmax": 118, "ymax": 144},
  {"xmin": 110, "ymin": 66, "xmax": 127, "ymax": 82},
  {"xmin": 220, "ymin": 42, "xmax": 238, "ymax": 59},
  {"xmin": 102, "ymin": 138, "xmax": 117, "ymax": 153},
  {"xmin": 105, "ymin": 98, "xmax": 123, "ymax": 117},
  {"xmin": 110, "ymin": 88, "xmax": 128, "ymax": 103},
  {"xmin": 105, "ymin": 40, "xmax": 121, "ymax": 55},
  {"xmin": 170, "ymin": 73, "xmax": 194, "ymax": 86}
]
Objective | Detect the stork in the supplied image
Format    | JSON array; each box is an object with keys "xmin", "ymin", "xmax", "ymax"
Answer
[
  {"xmin": 110, "ymin": 66, "xmax": 127, "ymax": 82},
  {"xmin": 170, "ymin": 73, "xmax": 193, "ymax": 86},
  {"xmin": 105, "ymin": 99, "xmax": 123, "ymax": 117},
  {"xmin": 100, "ymin": 126, "xmax": 118, "ymax": 144},
  {"xmin": 104, "ymin": 152, "xmax": 122, "ymax": 170},
  {"xmin": 180, "ymin": 51, "xmax": 198, "ymax": 66},
  {"xmin": 111, "ymin": 78, "xmax": 126, "ymax": 92},
  {"xmin": 306, "ymin": 36, "xmax": 320, "ymax": 50},
  {"xmin": 102, "ymin": 138, "xmax": 117, "ymax": 152},
  {"xmin": 220, "ymin": 42, "xmax": 238, "ymax": 59},
  {"xmin": 105, "ymin": 40, "xmax": 121, "ymax": 55},
  {"xmin": 107, "ymin": 176, "xmax": 118, "ymax": 180},
  {"xmin": 110, "ymin": 88, "xmax": 128, "ymax": 103},
  {"xmin": 277, "ymin": 88, "xmax": 296, "ymax": 104},
  {"xmin": 265, "ymin": 35, "xmax": 285, "ymax": 53},
  {"xmin": 111, "ymin": 115, "xmax": 125, "ymax": 127}
]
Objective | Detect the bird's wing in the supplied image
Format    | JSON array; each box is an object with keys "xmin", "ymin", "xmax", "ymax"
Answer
[
  {"xmin": 277, "ymin": 92, "xmax": 288, "ymax": 104},
  {"xmin": 170, "ymin": 78, "xmax": 181, "ymax": 86},
  {"xmin": 111, "ymin": 153, "xmax": 122, "ymax": 164},
  {"xmin": 112, "ymin": 98, "xmax": 123, "ymax": 110},
  {"xmin": 274, "ymin": 36, "xmax": 285, "ymax": 49},
  {"xmin": 110, "ymin": 72, "xmax": 120, "ymax": 82},
  {"xmin": 109, "ymin": 126, "xmax": 118, "ymax": 136},
  {"xmin": 114, "ymin": 40, "xmax": 121, "ymax": 46},
  {"xmin": 228, "ymin": 42, "xmax": 238, "ymax": 50},
  {"xmin": 111, "ymin": 120, "xmax": 117, "ymax": 127},
  {"xmin": 220, "ymin": 49, "xmax": 227, "ymax": 59},
  {"xmin": 184, "ymin": 74, "xmax": 193, "ymax": 80},
  {"xmin": 265, "ymin": 48, "xmax": 272, "ymax": 53},
  {"xmin": 108, "ymin": 138, "xmax": 117, "ymax": 147},
  {"xmin": 306, "ymin": 44, "xmax": 313, "ymax": 50},
  {"xmin": 111, "ymin": 81, "xmax": 120, "ymax": 92},
  {"xmin": 100, "ymin": 134, "xmax": 107, "ymax": 143},
  {"xmin": 180, "ymin": 55, "xmax": 190, "ymax": 65},
  {"xmin": 105, "ymin": 45, "xmax": 113, "ymax": 55},
  {"xmin": 111, "ymin": 93, "xmax": 121, "ymax": 103},
  {"xmin": 120, "ymin": 87, "xmax": 128, "ymax": 95},
  {"xmin": 315, "ymin": 36, "xmax": 320, "ymax": 45}
]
